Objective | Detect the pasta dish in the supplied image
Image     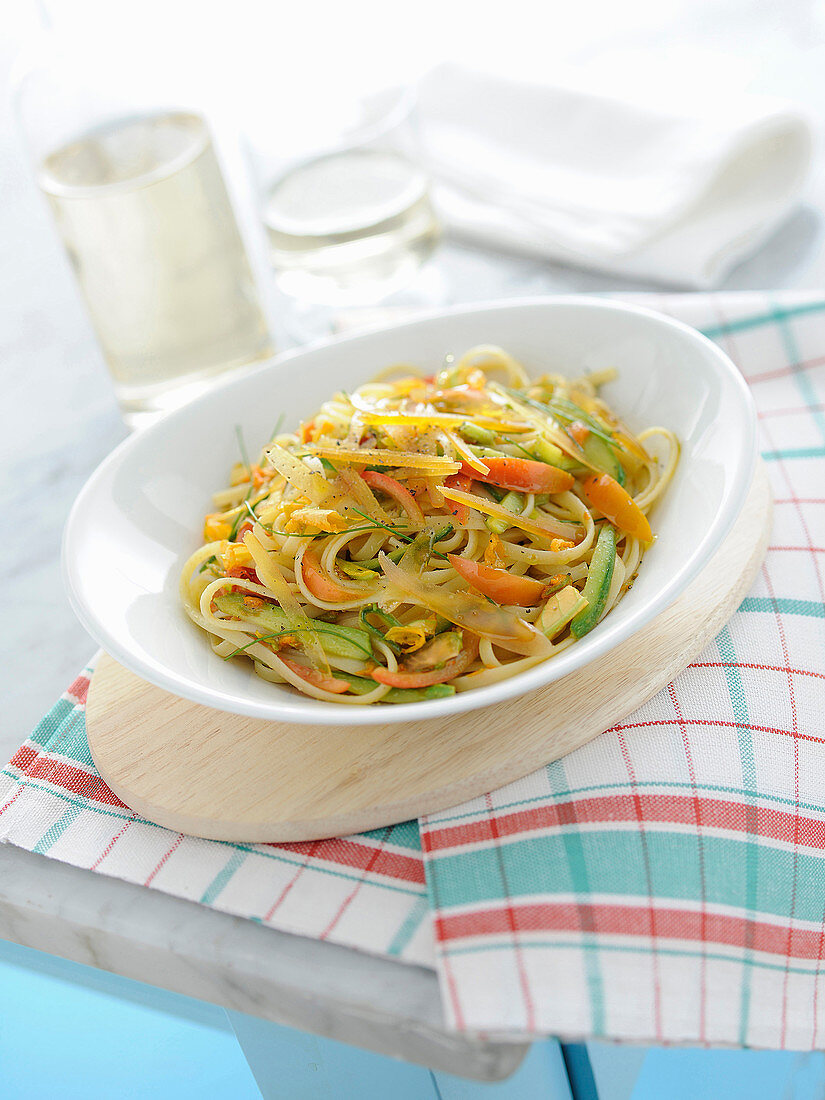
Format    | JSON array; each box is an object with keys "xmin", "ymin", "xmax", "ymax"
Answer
[{"xmin": 180, "ymin": 346, "xmax": 678, "ymax": 705}]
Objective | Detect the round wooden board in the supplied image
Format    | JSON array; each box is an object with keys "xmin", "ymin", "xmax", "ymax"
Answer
[{"xmin": 86, "ymin": 463, "xmax": 773, "ymax": 843}]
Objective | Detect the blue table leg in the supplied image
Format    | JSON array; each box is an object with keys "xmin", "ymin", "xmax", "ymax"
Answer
[
  {"xmin": 0, "ymin": 939, "xmax": 260, "ymax": 1099},
  {"xmin": 586, "ymin": 1041, "xmax": 825, "ymax": 1100},
  {"xmin": 228, "ymin": 1009, "xmax": 573, "ymax": 1099}
]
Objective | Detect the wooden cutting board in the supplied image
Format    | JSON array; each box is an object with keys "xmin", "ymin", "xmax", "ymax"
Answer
[{"xmin": 86, "ymin": 463, "xmax": 772, "ymax": 843}]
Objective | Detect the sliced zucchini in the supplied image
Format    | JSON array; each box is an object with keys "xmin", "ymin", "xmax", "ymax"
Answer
[
  {"xmin": 333, "ymin": 672, "xmax": 378, "ymax": 694},
  {"xmin": 570, "ymin": 525, "xmax": 616, "ymax": 639},
  {"xmin": 459, "ymin": 422, "xmax": 497, "ymax": 446},
  {"xmin": 358, "ymin": 546, "xmax": 406, "ymax": 570},
  {"xmin": 485, "ymin": 490, "xmax": 524, "ymax": 535},
  {"xmin": 530, "ymin": 437, "xmax": 581, "ymax": 472},
  {"xmin": 337, "ymin": 559, "xmax": 379, "ymax": 581},
  {"xmin": 582, "ymin": 433, "xmax": 625, "ymax": 486},
  {"xmin": 214, "ymin": 594, "xmax": 371, "ymax": 659},
  {"xmin": 383, "ymin": 684, "xmax": 456, "ymax": 703}
]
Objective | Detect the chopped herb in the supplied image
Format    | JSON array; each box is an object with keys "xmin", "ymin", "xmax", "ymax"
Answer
[
  {"xmin": 360, "ymin": 606, "xmax": 403, "ymax": 654},
  {"xmin": 228, "ymin": 497, "xmax": 252, "ymax": 540},
  {"xmin": 339, "ymin": 522, "xmax": 411, "ymax": 536},
  {"xmin": 546, "ymin": 396, "xmax": 614, "ymax": 442},
  {"xmin": 223, "ymin": 629, "xmax": 297, "ymax": 657},
  {"xmin": 351, "ymin": 508, "xmax": 449, "ymax": 560},
  {"xmin": 351, "ymin": 507, "xmax": 414, "ymax": 543},
  {"xmin": 269, "ymin": 413, "xmax": 285, "ymax": 441},
  {"xmin": 227, "ymin": 499, "xmax": 274, "ymax": 539},
  {"xmin": 242, "ymin": 499, "xmax": 261, "ymax": 526},
  {"xmin": 502, "ymin": 386, "xmax": 615, "ymax": 446},
  {"xmin": 227, "ymin": 424, "xmax": 260, "ymax": 539},
  {"xmin": 235, "ymin": 424, "xmax": 252, "ymax": 475},
  {"xmin": 270, "ymin": 521, "xmax": 418, "ymax": 540},
  {"xmin": 223, "ymin": 624, "xmax": 372, "ymax": 660},
  {"xmin": 198, "ymin": 555, "xmax": 217, "ymax": 574},
  {"xmin": 502, "ymin": 435, "xmax": 539, "ymax": 460},
  {"xmin": 432, "ymin": 523, "xmax": 454, "ymax": 541}
]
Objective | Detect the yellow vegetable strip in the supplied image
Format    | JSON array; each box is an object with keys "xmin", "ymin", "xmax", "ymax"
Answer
[
  {"xmin": 305, "ymin": 446, "xmax": 461, "ymax": 472},
  {"xmin": 444, "ymin": 428, "xmax": 490, "ymax": 475},
  {"xmin": 441, "ymin": 486, "xmax": 581, "ymax": 541},
  {"xmin": 286, "ymin": 507, "xmax": 348, "ymax": 533},
  {"xmin": 332, "ymin": 467, "xmax": 391, "ymax": 523},
  {"xmin": 264, "ymin": 444, "xmax": 333, "ymax": 505},
  {"xmin": 356, "ymin": 410, "xmax": 531, "ymax": 432}
]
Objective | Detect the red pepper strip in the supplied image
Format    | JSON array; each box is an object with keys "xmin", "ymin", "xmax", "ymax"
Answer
[
  {"xmin": 460, "ymin": 456, "xmax": 574, "ymax": 494},
  {"xmin": 371, "ymin": 635, "xmax": 478, "ymax": 689},
  {"xmin": 278, "ymin": 654, "xmax": 351, "ymax": 694},
  {"xmin": 300, "ymin": 545, "xmax": 357, "ymax": 603},
  {"xmin": 443, "ymin": 473, "xmax": 473, "ymax": 524},
  {"xmin": 360, "ymin": 470, "xmax": 424, "ymax": 524},
  {"xmin": 447, "ymin": 554, "xmax": 548, "ymax": 607},
  {"xmin": 226, "ymin": 565, "xmax": 261, "ymax": 584}
]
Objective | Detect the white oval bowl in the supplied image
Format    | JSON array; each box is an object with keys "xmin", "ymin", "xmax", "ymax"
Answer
[{"xmin": 63, "ymin": 297, "xmax": 757, "ymax": 726}]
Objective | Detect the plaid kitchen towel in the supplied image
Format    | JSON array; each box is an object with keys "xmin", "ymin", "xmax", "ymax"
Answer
[
  {"xmin": 3, "ymin": 291, "xmax": 824, "ymax": 1047},
  {"xmin": 420, "ymin": 290, "xmax": 825, "ymax": 1047},
  {"xmin": 0, "ymin": 660, "xmax": 434, "ymax": 967}
]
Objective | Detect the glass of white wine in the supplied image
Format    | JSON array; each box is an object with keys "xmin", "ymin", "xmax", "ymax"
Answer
[
  {"xmin": 15, "ymin": 35, "xmax": 274, "ymax": 428},
  {"xmin": 246, "ymin": 86, "xmax": 440, "ymax": 310}
]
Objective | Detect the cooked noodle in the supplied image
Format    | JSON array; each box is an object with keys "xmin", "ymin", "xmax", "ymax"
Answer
[{"xmin": 180, "ymin": 347, "xmax": 679, "ymax": 705}]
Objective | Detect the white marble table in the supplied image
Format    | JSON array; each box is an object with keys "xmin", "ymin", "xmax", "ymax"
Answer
[{"xmin": 4, "ymin": 8, "xmax": 825, "ymax": 1082}]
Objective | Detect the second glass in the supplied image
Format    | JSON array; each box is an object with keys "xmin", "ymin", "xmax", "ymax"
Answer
[{"xmin": 249, "ymin": 87, "xmax": 440, "ymax": 306}]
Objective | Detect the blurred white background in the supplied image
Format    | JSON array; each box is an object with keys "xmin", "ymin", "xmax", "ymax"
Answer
[{"xmin": 3, "ymin": 0, "xmax": 825, "ymax": 749}]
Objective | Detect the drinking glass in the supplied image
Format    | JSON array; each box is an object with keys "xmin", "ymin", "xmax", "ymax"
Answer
[
  {"xmin": 15, "ymin": 33, "xmax": 274, "ymax": 428},
  {"xmin": 246, "ymin": 86, "xmax": 440, "ymax": 308}
]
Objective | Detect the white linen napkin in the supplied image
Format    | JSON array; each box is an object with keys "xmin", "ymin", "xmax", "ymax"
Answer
[{"xmin": 416, "ymin": 65, "xmax": 813, "ymax": 287}]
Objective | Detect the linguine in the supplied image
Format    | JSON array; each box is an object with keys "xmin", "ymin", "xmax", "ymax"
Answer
[{"xmin": 180, "ymin": 346, "xmax": 679, "ymax": 705}]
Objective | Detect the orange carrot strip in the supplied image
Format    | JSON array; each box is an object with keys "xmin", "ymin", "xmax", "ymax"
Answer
[
  {"xmin": 460, "ymin": 456, "xmax": 574, "ymax": 494},
  {"xmin": 360, "ymin": 470, "xmax": 424, "ymax": 524},
  {"xmin": 300, "ymin": 545, "xmax": 359, "ymax": 603},
  {"xmin": 582, "ymin": 473, "xmax": 652, "ymax": 543},
  {"xmin": 447, "ymin": 555, "xmax": 548, "ymax": 606},
  {"xmin": 279, "ymin": 654, "xmax": 351, "ymax": 694}
]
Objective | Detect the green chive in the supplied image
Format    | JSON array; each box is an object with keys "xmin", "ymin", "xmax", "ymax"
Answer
[
  {"xmin": 223, "ymin": 624, "xmax": 372, "ymax": 660},
  {"xmin": 360, "ymin": 606, "xmax": 403, "ymax": 654},
  {"xmin": 235, "ymin": 424, "xmax": 252, "ymax": 475},
  {"xmin": 352, "ymin": 508, "xmax": 450, "ymax": 561}
]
